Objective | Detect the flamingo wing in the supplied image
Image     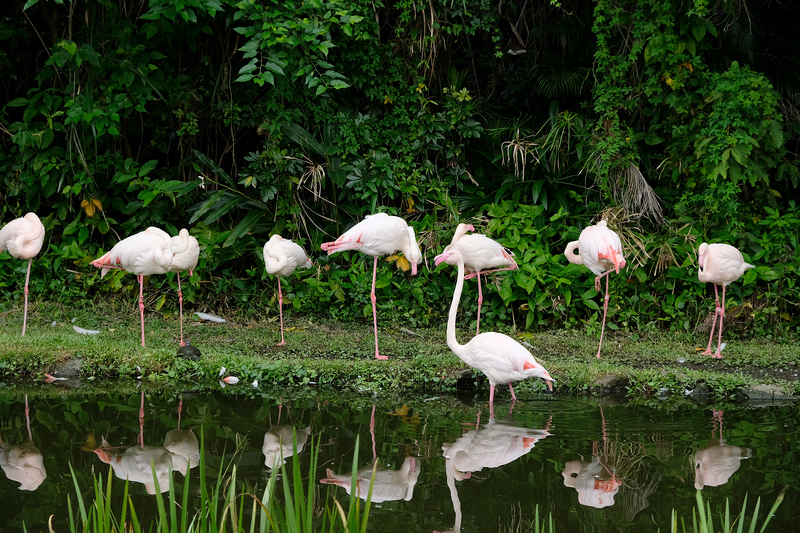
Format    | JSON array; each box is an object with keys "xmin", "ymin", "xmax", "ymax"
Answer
[{"xmin": 0, "ymin": 213, "xmax": 45, "ymax": 260}]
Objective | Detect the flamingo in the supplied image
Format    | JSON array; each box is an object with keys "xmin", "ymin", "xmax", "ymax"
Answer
[
  {"xmin": 694, "ymin": 411, "xmax": 750, "ymax": 489},
  {"xmin": 321, "ymin": 213, "xmax": 422, "ymax": 359},
  {"xmin": 169, "ymin": 229, "xmax": 199, "ymax": 346},
  {"xmin": 0, "ymin": 212, "xmax": 45, "ymax": 335},
  {"xmin": 263, "ymin": 234, "xmax": 313, "ymax": 345},
  {"xmin": 92, "ymin": 227, "xmax": 174, "ymax": 347},
  {"xmin": 564, "ymin": 220, "xmax": 626, "ymax": 358},
  {"xmin": 437, "ymin": 248, "xmax": 553, "ymax": 414},
  {"xmin": 435, "ymin": 223, "xmax": 518, "ymax": 333},
  {"xmin": 0, "ymin": 395, "xmax": 47, "ymax": 491},
  {"xmin": 697, "ymin": 243, "xmax": 754, "ymax": 358}
]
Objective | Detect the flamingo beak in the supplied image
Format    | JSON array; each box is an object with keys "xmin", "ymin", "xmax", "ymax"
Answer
[
  {"xmin": 411, "ymin": 262, "xmax": 418, "ymax": 276},
  {"xmin": 609, "ymin": 248, "xmax": 625, "ymax": 274},
  {"xmin": 433, "ymin": 252, "xmax": 449, "ymax": 267}
]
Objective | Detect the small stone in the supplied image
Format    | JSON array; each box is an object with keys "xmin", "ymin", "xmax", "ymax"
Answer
[{"xmin": 177, "ymin": 340, "xmax": 201, "ymax": 361}]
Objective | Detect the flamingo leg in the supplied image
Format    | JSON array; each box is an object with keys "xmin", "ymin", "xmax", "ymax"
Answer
[
  {"xmin": 371, "ymin": 257, "xmax": 387, "ymax": 360},
  {"xmin": 476, "ymin": 271, "xmax": 483, "ymax": 334},
  {"xmin": 139, "ymin": 391, "xmax": 145, "ymax": 449},
  {"xmin": 277, "ymin": 276, "xmax": 286, "ymax": 346},
  {"xmin": 712, "ymin": 285, "xmax": 727, "ymax": 358},
  {"xmin": 138, "ymin": 274, "xmax": 146, "ymax": 347},
  {"xmin": 701, "ymin": 284, "xmax": 721, "ymax": 356},
  {"xmin": 508, "ymin": 382, "xmax": 518, "ymax": 401},
  {"xmin": 25, "ymin": 394, "xmax": 32, "ymax": 442},
  {"xmin": 488, "ymin": 386, "xmax": 496, "ymax": 418},
  {"xmin": 596, "ymin": 271, "xmax": 611, "ymax": 358},
  {"xmin": 177, "ymin": 273, "xmax": 185, "ymax": 346},
  {"xmin": 22, "ymin": 258, "xmax": 32, "ymax": 335},
  {"xmin": 370, "ymin": 404, "xmax": 377, "ymax": 462}
]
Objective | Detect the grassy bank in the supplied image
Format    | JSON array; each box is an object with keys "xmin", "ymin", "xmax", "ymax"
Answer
[{"xmin": 1, "ymin": 300, "xmax": 798, "ymax": 402}]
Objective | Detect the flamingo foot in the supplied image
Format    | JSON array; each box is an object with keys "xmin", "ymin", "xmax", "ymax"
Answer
[
  {"xmin": 375, "ymin": 353, "xmax": 388, "ymax": 360},
  {"xmin": 277, "ymin": 341, "xmax": 287, "ymax": 347}
]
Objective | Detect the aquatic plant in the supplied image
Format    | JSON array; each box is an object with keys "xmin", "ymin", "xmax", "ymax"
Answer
[{"xmin": 667, "ymin": 487, "xmax": 786, "ymax": 533}]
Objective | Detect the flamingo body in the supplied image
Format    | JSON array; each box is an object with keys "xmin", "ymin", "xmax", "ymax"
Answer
[
  {"xmin": 264, "ymin": 235, "xmax": 313, "ymax": 345},
  {"xmin": 441, "ymin": 249, "xmax": 553, "ymax": 411},
  {"xmin": 0, "ymin": 212, "xmax": 46, "ymax": 335},
  {"xmin": 564, "ymin": 220, "xmax": 626, "ymax": 358},
  {"xmin": 262, "ymin": 425, "xmax": 312, "ymax": 468},
  {"xmin": 321, "ymin": 213, "xmax": 421, "ymax": 359},
  {"xmin": 320, "ymin": 456, "xmax": 420, "ymax": 503},
  {"xmin": 169, "ymin": 229, "xmax": 199, "ymax": 346},
  {"xmin": 435, "ymin": 223, "xmax": 517, "ymax": 333},
  {"xmin": 697, "ymin": 243, "xmax": 754, "ymax": 358}
]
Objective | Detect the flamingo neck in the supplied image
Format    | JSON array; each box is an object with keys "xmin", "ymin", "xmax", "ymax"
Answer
[{"xmin": 447, "ymin": 258, "xmax": 466, "ymax": 354}]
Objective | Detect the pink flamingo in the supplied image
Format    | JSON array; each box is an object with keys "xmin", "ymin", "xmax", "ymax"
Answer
[
  {"xmin": 438, "ymin": 248, "xmax": 553, "ymax": 414},
  {"xmin": 169, "ymin": 229, "xmax": 199, "ymax": 346},
  {"xmin": 435, "ymin": 223, "xmax": 518, "ymax": 333},
  {"xmin": 0, "ymin": 212, "xmax": 45, "ymax": 335},
  {"xmin": 564, "ymin": 220, "xmax": 626, "ymax": 358},
  {"xmin": 263, "ymin": 234, "xmax": 313, "ymax": 345},
  {"xmin": 321, "ymin": 213, "xmax": 422, "ymax": 359},
  {"xmin": 697, "ymin": 243, "xmax": 754, "ymax": 358},
  {"xmin": 92, "ymin": 227, "xmax": 174, "ymax": 347}
]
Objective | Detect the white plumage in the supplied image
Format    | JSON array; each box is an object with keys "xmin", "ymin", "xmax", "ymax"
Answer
[
  {"xmin": 264, "ymin": 234, "xmax": 313, "ymax": 345},
  {"xmin": 0, "ymin": 212, "xmax": 46, "ymax": 335}
]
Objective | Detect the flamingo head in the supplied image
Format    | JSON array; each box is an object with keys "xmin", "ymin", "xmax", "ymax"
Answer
[{"xmin": 433, "ymin": 251, "xmax": 451, "ymax": 267}]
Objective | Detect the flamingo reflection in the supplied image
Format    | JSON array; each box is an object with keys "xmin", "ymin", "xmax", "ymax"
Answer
[
  {"xmin": 0, "ymin": 395, "xmax": 46, "ymax": 491},
  {"xmin": 694, "ymin": 410, "xmax": 750, "ymax": 489},
  {"xmin": 262, "ymin": 402, "xmax": 311, "ymax": 468},
  {"xmin": 93, "ymin": 393, "xmax": 199, "ymax": 494},
  {"xmin": 320, "ymin": 405, "xmax": 420, "ymax": 503},
  {"xmin": 436, "ymin": 410, "xmax": 551, "ymax": 532},
  {"xmin": 562, "ymin": 405, "xmax": 622, "ymax": 509}
]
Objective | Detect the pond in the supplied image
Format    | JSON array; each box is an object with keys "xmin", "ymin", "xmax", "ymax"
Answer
[{"xmin": 0, "ymin": 390, "xmax": 796, "ymax": 532}]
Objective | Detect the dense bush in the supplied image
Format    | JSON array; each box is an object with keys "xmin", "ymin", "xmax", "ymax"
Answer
[{"xmin": 0, "ymin": 0, "xmax": 798, "ymax": 340}]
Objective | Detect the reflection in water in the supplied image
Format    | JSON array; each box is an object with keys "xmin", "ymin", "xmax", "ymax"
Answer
[
  {"xmin": 562, "ymin": 405, "xmax": 622, "ymax": 509},
  {"xmin": 0, "ymin": 395, "xmax": 46, "ymax": 491},
  {"xmin": 437, "ymin": 409, "xmax": 551, "ymax": 532},
  {"xmin": 694, "ymin": 410, "xmax": 751, "ymax": 489},
  {"xmin": 320, "ymin": 405, "xmax": 420, "ymax": 503},
  {"xmin": 93, "ymin": 393, "xmax": 199, "ymax": 494},
  {"xmin": 263, "ymin": 403, "xmax": 312, "ymax": 468}
]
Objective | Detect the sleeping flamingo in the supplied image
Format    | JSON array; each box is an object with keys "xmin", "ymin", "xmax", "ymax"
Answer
[
  {"xmin": 564, "ymin": 220, "xmax": 626, "ymax": 358},
  {"xmin": 169, "ymin": 229, "xmax": 199, "ymax": 346},
  {"xmin": 321, "ymin": 213, "xmax": 422, "ymax": 359},
  {"xmin": 263, "ymin": 234, "xmax": 313, "ymax": 345},
  {"xmin": 436, "ymin": 248, "xmax": 553, "ymax": 414},
  {"xmin": 697, "ymin": 243, "xmax": 754, "ymax": 358},
  {"xmin": 0, "ymin": 212, "xmax": 45, "ymax": 335},
  {"xmin": 436, "ymin": 223, "xmax": 517, "ymax": 333},
  {"xmin": 92, "ymin": 227, "xmax": 174, "ymax": 347}
]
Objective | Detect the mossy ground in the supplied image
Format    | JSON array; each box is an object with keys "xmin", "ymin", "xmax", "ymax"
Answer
[{"xmin": 0, "ymin": 299, "xmax": 797, "ymax": 402}]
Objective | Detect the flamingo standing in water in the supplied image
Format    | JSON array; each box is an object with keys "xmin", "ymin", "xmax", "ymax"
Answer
[
  {"xmin": 436, "ymin": 223, "xmax": 517, "ymax": 333},
  {"xmin": 697, "ymin": 243, "xmax": 754, "ymax": 358},
  {"xmin": 263, "ymin": 234, "xmax": 313, "ymax": 345},
  {"xmin": 92, "ymin": 227, "xmax": 174, "ymax": 347},
  {"xmin": 169, "ymin": 229, "xmax": 199, "ymax": 346},
  {"xmin": 321, "ymin": 213, "xmax": 422, "ymax": 359},
  {"xmin": 564, "ymin": 220, "xmax": 626, "ymax": 358},
  {"xmin": 0, "ymin": 212, "xmax": 45, "ymax": 335},
  {"xmin": 436, "ymin": 248, "xmax": 553, "ymax": 414}
]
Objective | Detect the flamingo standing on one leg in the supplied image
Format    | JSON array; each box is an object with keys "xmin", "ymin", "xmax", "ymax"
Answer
[
  {"xmin": 263, "ymin": 234, "xmax": 313, "ymax": 345},
  {"xmin": 321, "ymin": 213, "xmax": 422, "ymax": 360},
  {"xmin": 697, "ymin": 243, "xmax": 754, "ymax": 358},
  {"xmin": 92, "ymin": 227, "xmax": 174, "ymax": 347},
  {"xmin": 0, "ymin": 213, "xmax": 45, "ymax": 335},
  {"xmin": 436, "ymin": 223, "xmax": 517, "ymax": 334},
  {"xmin": 564, "ymin": 220, "xmax": 626, "ymax": 358},
  {"xmin": 169, "ymin": 229, "xmax": 199, "ymax": 346},
  {"xmin": 437, "ymin": 248, "xmax": 553, "ymax": 415}
]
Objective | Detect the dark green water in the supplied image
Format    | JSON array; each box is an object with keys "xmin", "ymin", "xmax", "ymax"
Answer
[{"xmin": 0, "ymin": 391, "xmax": 796, "ymax": 531}]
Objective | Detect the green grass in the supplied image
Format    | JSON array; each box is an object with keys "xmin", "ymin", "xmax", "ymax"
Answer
[{"xmin": 1, "ymin": 300, "xmax": 798, "ymax": 401}]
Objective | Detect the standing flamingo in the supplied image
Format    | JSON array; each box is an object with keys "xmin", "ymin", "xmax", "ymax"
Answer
[
  {"xmin": 169, "ymin": 229, "xmax": 199, "ymax": 346},
  {"xmin": 0, "ymin": 212, "xmax": 45, "ymax": 335},
  {"xmin": 564, "ymin": 220, "xmax": 626, "ymax": 358},
  {"xmin": 321, "ymin": 213, "xmax": 422, "ymax": 359},
  {"xmin": 437, "ymin": 248, "xmax": 553, "ymax": 414},
  {"xmin": 697, "ymin": 243, "xmax": 754, "ymax": 358},
  {"xmin": 92, "ymin": 227, "xmax": 174, "ymax": 347},
  {"xmin": 263, "ymin": 234, "xmax": 313, "ymax": 345},
  {"xmin": 436, "ymin": 223, "xmax": 518, "ymax": 333}
]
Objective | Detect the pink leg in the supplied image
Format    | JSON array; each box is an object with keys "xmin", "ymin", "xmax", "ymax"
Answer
[
  {"xmin": 138, "ymin": 274, "xmax": 146, "ymax": 347},
  {"xmin": 701, "ymin": 284, "xmax": 721, "ymax": 356},
  {"xmin": 508, "ymin": 382, "xmax": 518, "ymax": 401},
  {"xmin": 177, "ymin": 397, "xmax": 183, "ymax": 429},
  {"xmin": 371, "ymin": 257, "xmax": 387, "ymax": 360},
  {"xmin": 370, "ymin": 404, "xmax": 377, "ymax": 461},
  {"xmin": 476, "ymin": 272, "xmax": 483, "ymax": 334},
  {"xmin": 25, "ymin": 394, "xmax": 32, "ymax": 442},
  {"xmin": 177, "ymin": 274, "xmax": 185, "ymax": 346},
  {"xmin": 488, "ymin": 385, "xmax": 496, "ymax": 418},
  {"xmin": 138, "ymin": 391, "xmax": 145, "ymax": 449},
  {"xmin": 596, "ymin": 272, "xmax": 611, "ymax": 358},
  {"xmin": 22, "ymin": 258, "xmax": 32, "ymax": 335},
  {"xmin": 277, "ymin": 276, "xmax": 286, "ymax": 346},
  {"xmin": 712, "ymin": 285, "xmax": 727, "ymax": 358}
]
